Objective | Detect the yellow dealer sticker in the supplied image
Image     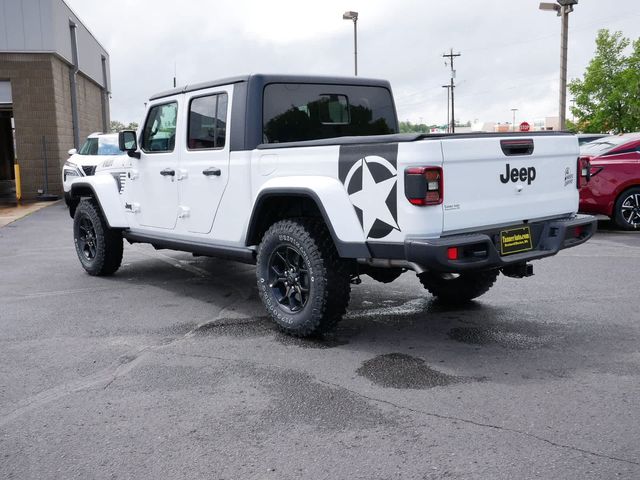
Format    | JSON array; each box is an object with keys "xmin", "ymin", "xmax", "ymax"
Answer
[{"xmin": 500, "ymin": 226, "xmax": 533, "ymax": 255}]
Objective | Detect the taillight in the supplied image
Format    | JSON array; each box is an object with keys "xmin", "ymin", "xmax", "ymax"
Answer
[
  {"xmin": 405, "ymin": 167, "xmax": 443, "ymax": 206},
  {"xmin": 577, "ymin": 157, "xmax": 591, "ymax": 188}
]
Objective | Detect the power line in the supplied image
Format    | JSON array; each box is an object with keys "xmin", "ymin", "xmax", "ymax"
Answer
[
  {"xmin": 394, "ymin": 11, "xmax": 640, "ymax": 107},
  {"xmin": 462, "ymin": 11, "xmax": 640, "ymax": 54}
]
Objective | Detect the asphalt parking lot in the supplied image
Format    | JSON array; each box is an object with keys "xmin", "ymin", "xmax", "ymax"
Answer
[{"xmin": 1, "ymin": 202, "xmax": 639, "ymax": 479}]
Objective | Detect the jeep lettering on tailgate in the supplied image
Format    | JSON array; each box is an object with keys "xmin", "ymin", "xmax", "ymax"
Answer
[{"xmin": 500, "ymin": 164, "xmax": 537, "ymax": 185}]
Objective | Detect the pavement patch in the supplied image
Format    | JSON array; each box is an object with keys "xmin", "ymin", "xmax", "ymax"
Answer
[
  {"xmin": 194, "ymin": 316, "xmax": 274, "ymax": 337},
  {"xmin": 357, "ymin": 353, "xmax": 464, "ymax": 389},
  {"xmin": 260, "ymin": 367, "xmax": 397, "ymax": 430}
]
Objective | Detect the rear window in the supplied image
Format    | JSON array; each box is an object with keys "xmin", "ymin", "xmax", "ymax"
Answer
[{"xmin": 262, "ymin": 83, "xmax": 397, "ymax": 144}]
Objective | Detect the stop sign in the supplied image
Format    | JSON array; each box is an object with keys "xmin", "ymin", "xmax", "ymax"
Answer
[{"xmin": 519, "ymin": 121, "xmax": 531, "ymax": 132}]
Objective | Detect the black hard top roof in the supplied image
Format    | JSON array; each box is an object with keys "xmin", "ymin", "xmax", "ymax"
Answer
[{"xmin": 148, "ymin": 74, "xmax": 392, "ymax": 101}]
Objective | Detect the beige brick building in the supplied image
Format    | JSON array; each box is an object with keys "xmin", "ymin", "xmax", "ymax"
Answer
[{"xmin": 0, "ymin": 0, "xmax": 110, "ymax": 201}]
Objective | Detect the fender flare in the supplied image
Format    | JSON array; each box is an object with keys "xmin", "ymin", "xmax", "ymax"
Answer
[
  {"xmin": 70, "ymin": 176, "xmax": 128, "ymax": 228},
  {"xmin": 246, "ymin": 177, "xmax": 370, "ymax": 258}
]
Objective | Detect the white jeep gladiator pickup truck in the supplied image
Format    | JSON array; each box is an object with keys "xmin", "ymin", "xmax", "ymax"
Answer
[{"xmin": 68, "ymin": 74, "xmax": 596, "ymax": 337}]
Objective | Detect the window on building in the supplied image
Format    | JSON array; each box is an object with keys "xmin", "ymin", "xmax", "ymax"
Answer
[
  {"xmin": 187, "ymin": 93, "xmax": 228, "ymax": 149},
  {"xmin": 141, "ymin": 102, "xmax": 178, "ymax": 153},
  {"xmin": 263, "ymin": 83, "xmax": 397, "ymax": 144}
]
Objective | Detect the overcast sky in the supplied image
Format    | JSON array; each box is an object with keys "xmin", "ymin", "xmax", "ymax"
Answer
[{"xmin": 66, "ymin": 0, "xmax": 640, "ymax": 127}]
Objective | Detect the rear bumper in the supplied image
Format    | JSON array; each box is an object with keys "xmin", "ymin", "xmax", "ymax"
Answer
[{"xmin": 404, "ymin": 214, "xmax": 596, "ymax": 273}]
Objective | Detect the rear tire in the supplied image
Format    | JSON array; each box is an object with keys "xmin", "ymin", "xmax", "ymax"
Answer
[
  {"xmin": 256, "ymin": 218, "xmax": 351, "ymax": 337},
  {"xmin": 613, "ymin": 187, "xmax": 640, "ymax": 230},
  {"xmin": 418, "ymin": 269, "xmax": 499, "ymax": 304},
  {"xmin": 73, "ymin": 199, "xmax": 123, "ymax": 276}
]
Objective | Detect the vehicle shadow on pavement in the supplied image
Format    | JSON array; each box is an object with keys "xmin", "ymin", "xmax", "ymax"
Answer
[
  {"xmin": 106, "ymin": 248, "xmax": 636, "ymax": 390},
  {"xmin": 596, "ymin": 218, "xmax": 640, "ymax": 233}
]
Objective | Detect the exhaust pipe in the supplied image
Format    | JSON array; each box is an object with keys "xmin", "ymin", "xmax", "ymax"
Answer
[{"xmin": 357, "ymin": 258, "xmax": 426, "ymax": 274}]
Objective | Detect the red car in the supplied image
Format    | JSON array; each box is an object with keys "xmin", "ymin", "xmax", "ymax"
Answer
[{"xmin": 579, "ymin": 133, "xmax": 640, "ymax": 230}]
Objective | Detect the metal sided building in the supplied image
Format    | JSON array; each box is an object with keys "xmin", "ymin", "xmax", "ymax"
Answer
[{"xmin": 0, "ymin": 0, "xmax": 110, "ymax": 201}]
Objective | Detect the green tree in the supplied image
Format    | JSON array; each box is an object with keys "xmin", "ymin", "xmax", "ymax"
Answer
[
  {"xmin": 399, "ymin": 121, "xmax": 437, "ymax": 133},
  {"xmin": 569, "ymin": 29, "xmax": 640, "ymax": 133},
  {"xmin": 109, "ymin": 120, "xmax": 124, "ymax": 132},
  {"xmin": 109, "ymin": 121, "xmax": 139, "ymax": 132}
]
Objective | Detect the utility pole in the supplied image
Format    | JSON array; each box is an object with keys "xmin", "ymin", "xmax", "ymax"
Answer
[
  {"xmin": 443, "ymin": 49, "xmax": 461, "ymax": 133},
  {"xmin": 559, "ymin": 3, "xmax": 569, "ymax": 130},
  {"xmin": 442, "ymin": 85, "xmax": 451, "ymax": 133},
  {"xmin": 511, "ymin": 108, "xmax": 519, "ymax": 132}
]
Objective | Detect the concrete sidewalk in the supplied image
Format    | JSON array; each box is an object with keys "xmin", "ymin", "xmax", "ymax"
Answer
[{"xmin": 0, "ymin": 200, "xmax": 59, "ymax": 228}]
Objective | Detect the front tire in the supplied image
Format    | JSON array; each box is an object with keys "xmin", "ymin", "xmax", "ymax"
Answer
[
  {"xmin": 64, "ymin": 192, "xmax": 78, "ymax": 218},
  {"xmin": 613, "ymin": 187, "xmax": 640, "ymax": 230},
  {"xmin": 418, "ymin": 269, "xmax": 499, "ymax": 304},
  {"xmin": 256, "ymin": 219, "xmax": 351, "ymax": 337},
  {"xmin": 73, "ymin": 199, "xmax": 123, "ymax": 276}
]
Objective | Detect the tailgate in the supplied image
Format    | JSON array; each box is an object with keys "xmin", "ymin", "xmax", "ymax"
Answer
[{"xmin": 441, "ymin": 134, "xmax": 579, "ymax": 233}]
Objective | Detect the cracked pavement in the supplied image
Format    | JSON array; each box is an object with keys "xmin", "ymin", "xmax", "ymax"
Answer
[{"xmin": 1, "ymin": 203, "xmax": 639, "ymax": 479}]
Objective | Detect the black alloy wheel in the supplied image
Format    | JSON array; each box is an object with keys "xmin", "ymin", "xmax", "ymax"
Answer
[
  {"xmin": 268, "ymin": 245, "xmax": 311, "ymax": 313},
  {"xmin": 77, "ymin": 216, "xmax": 98, "ymax": 261}
]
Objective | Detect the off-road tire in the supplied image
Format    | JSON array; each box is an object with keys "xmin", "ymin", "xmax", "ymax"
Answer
[
  {"xmin": 613, "ymin": 187, "xmax": 640, "ymax": 231},
  {"xmin": 73, "ymin": 199, "xmax": 123, "ymax": 276},
  {"xmin": 256, "ymin": 218, "xmax": 351, "ymax": 337},
  {"xmin": 418, "ymin": 269, "xmax": 499, "ymax": 304}
]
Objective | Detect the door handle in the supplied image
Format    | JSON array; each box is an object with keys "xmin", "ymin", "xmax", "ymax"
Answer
[
  {"xmin": 202, "ymin": 167, "xmax": 221, "ymax": 176},
  {"xmin": 160, "ymin": 168, "xmax": 175, "ymax": 176}
]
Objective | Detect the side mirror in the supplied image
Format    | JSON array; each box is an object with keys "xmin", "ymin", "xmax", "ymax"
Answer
[
  {"xmin": 68, "ymin": 148, "xmax": 77, "ymax": 156},
  {"xmin": 118, "ymin": 130, "xmax": 140, "ymax": 159}
]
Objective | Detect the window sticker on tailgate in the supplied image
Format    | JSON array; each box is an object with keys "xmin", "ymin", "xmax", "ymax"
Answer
[{"xmin": 500, "ymin": 226, "xmax": 533, "ymax": 255}]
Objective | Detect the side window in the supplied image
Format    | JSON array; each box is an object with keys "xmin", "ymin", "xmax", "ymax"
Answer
[
  {"xmin": 187, "ymin": 93, "xmax": 228, "ymax": 150},
  {"xmin": 141, "ymin": 102, "xmax": 178, "ymax": 153}
]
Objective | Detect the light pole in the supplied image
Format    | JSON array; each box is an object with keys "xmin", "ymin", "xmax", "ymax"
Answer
[
  {"xmin": 343, "ymin": 11, "xmax": 358, "ymax": 76},
  {"xmin": 511, "ymin": 108, "xmax": 518, "ymax": 132},
  {"xmin": 539, "ymin": 0, "xmax": 578, "ymax": 131}
]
